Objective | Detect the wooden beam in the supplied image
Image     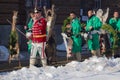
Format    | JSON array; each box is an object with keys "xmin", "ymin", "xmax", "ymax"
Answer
[{"xmin": 0, "ymin": 0, "xmax": 19, "ymax": 3}]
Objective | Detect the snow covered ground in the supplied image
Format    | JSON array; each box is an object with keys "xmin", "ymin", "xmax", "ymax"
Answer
[{"xmin": 1, "ymin": 56, "xmax": 120, "ymax": 80}]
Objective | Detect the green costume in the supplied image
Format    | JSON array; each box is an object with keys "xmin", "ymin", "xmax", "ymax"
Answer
[
  {"xmin": 27, "ymin": 18, "xmax": 33, "ymax": 29},
  {"xmin": 26, "ymin": 18, "xmax": 33, "ymax": 54},
  {"xmin": 71, "ymin": 18, "xmax": 82, "ymax": 53},
  {"xmin": 86, "ymin": 15, "xmax": 102, "ymax": 50},
  {"xmin": 27, "ymin": 18, "xmax": 41, "ymax": 56},
  {"xmin": 109, "ymin": 18, "xmax": 120, "ymax": 46},
  {"xmin": 109, "ymin": 18, "xmax": 120, "ymax": 30}
]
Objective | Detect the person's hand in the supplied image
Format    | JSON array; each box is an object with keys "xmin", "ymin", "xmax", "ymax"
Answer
[
  {"xmin": 89, "ymin": 26, "xmax": 93, "ymax": 30},
  {"xmin": 89, "ymin": 26, "xmax": 94, "ymax": 31},
  {"xmin": 27, "ymin": 41, "xmax": 29, "ymax": 44},
  {"xmin": 83, "ymin": 26, "xmax": 86, "ymax": 29},
  {"xmin": 24, "ymin": 26, "xmax": 27, "ymax": 30},
  {"xmin": 26, "ymin": 32, "xmax": 32, "ymax": 39}
]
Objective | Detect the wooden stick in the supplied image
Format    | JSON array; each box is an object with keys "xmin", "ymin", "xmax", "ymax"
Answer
[{"xmin": 7, "ymin": 19, "xmax": 26, "ymax": 37}]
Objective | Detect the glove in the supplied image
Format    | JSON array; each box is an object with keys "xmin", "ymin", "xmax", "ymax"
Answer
[{"xmin": 87, "ymin": 32, "xmax": 92, "ymax": 39}]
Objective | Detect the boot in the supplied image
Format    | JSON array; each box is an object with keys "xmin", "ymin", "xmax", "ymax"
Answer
[
  {"xmin": 30, "ymin": 58, "xmax": 36, "ymax": 66},
  {"xmin": 76, "ymin": 52, "xmax": 81, "ymax": 61},
  {"xmin": 96, "ymin": 49, "xmax": 101, "ymax": 57},
  {"xmin": 91, "ymin": 50, "xmax": 96, "ymax": 56},
  {"xmin": 41, "ymin": 58, "xmax": 47, "ymax": 67},
  {"xmin": 35, "ymin": 56, "xmax": 41, "ymax": 66}
]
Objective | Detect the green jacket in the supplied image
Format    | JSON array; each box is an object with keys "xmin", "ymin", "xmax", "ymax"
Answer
[
  {"xmin": 71, "ymin": 18, "xmax": 82, "ymax": 53},
  {"xmin": 86, "ymin": 15, "xmax": 102, "ymax": 50},
  {"xmin": 109, "ymin": 18, "xmax": 120, "ymax": 46},
  {"xmin": 26, "ymin": 18, "xmax": 33, "ymax": 32},
  {"xmin": 109, "ymin": 18, "xmax": 120, "ymax": 30},
  {"xmin": 27, "ymin": 18, "xmax": 33, "ymax": 54}
]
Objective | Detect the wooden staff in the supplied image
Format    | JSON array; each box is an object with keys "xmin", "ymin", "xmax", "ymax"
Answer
[
  {"xmin": 8, "ymin": 11, "xmax": 21, "ymax": 67},
  {"xmin": 7, "ymin": 19, "xmax": 26, "ymax": 37}
]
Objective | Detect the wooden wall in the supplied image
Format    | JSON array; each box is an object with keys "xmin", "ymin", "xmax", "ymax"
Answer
[
  {"xmin": 0, "ymin": 0, "xmax": 26, "ymax": 25},
  {"xmin": 101, "ymin": 0, "xmax": 120, "ymax": 17},
  {"xmin": 51, "ymin": 0, "xmax": 81, "ymax": 24},
  {"xmin": 0, "ymin": 0, "xmax": 119, "ymax": 25}
]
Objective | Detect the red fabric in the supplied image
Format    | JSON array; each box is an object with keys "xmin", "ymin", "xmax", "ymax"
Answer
[{"xmin": 32, "ymin": 17, "xmax": 47, "ymax": 43}]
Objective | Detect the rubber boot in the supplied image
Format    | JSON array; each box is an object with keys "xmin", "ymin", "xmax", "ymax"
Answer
[
  {"xmin": 41, "ymin": 58, "xmax": 47, "ymax": 67},
  {"xmin": 30, "ymin": 58, "xmax": 36, "ymax": 66},
  {"xmin": 96, "ymin": 49, "xmax": 101, "ymax": 57},
  {"xmin": 91, "ymin": 50, "xmax": 96, "ymax": 56},
  {"xmin": 76, "ymin": 52, "xmax": 81, "ymax": 61}
]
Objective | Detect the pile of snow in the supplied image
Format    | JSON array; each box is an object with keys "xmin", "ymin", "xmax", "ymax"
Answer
[
  {"xmin": 0, "ymin": 46, "xmax": 25, "ymax": 61},
  {"xmin": 0, "ymin": 56, "xmax": 120, "ymax": 80},
  {"xmin": 0, "ymin": 46, "xmax": 9, "ymax": 61}
]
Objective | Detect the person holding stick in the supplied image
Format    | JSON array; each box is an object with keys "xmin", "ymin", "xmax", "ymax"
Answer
[{"xmin": 30, "ymin": 8, "xmax": 47, "ymax": 67}]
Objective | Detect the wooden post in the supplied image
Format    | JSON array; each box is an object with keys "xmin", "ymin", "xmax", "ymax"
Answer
[
  {"xmin": 44, "ymin": 4, "xmax": 56, "ymax": 39},
  {"xmin": 9, "ymin": 11, "xmax": 21, "ymax": 67},
  {"xmin": 44, "ymin": 5, "xmax": 57, "ymax": 64}
]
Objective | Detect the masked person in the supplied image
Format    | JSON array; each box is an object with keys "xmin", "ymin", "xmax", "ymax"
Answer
[
  {"xmin": 86, "ymin": 10, "xmax": 102, "ymax": 57},
  {"xmin": 30, "ymin": 8, "xmax": 47, "ymax": 67},
  {"xmin": 69, "ymin": 12, "xmax": 82, "ymax": 61}
]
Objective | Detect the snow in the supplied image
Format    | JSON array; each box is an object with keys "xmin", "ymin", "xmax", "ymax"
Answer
[
  {"xmin": 0, "ymin": 46, "xmax": 25, "ymax": 61},
  {"xmin": 1, "ymin": 56, "xmax": 120, "ymax": 80},
  {"xmin": 0, "ymin": 46, "xmax": 9, "ymax": 61}
]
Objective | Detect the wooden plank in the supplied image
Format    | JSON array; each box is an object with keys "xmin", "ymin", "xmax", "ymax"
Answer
[
  {"xmin": 0, "ymin": 0, "xmax": 19, "ymax": 3},
  {"xmin": 54, "ymin": 2, "xmax": 81, "ymax": 7},
  {"xmin": 51, "ymin": 0, "xmax": 82, "ymax": 24},
  {"xmin": 0, "ymin": 0, "xmax": 26, "ymax": 24},
  {"xmin": 0, "ymin": 14, "xmax": 12, "ymax": 24},
  {"xmin": 18, "ymin": 15, "xmax": 27, "ymax": 25},
  {"xmin": 52, "ymin": 0, "xmax": 81, "ymax": 5},
  {"xmin": 0, "ymin": 13, "xmax": 26, "ymax": 25},
  {"xmin": 0, "ymin": 60, "xmax": 29, "ymax": 72},
  {"xmin": 0, "ymin": 4, "xmax": 19, "ymax": 13},
  {"xmin": 54, "ymin": 3, "xmax": 81, "ymax": 7}
]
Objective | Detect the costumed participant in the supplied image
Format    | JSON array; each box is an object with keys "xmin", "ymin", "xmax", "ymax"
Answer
[
  {"xmin": 25, "ymin": 10, "xmax": 34, "ymax": 54},
  {"xmin": 109, "ymin": 11, "xmax": 120, "ymax": 46},
  {"xmin": 30, "ymin": 8, "xmax": 47, "ymax": 67},
  {"xmin": 69, "ymin": 12, "xmax": 82, "ymax": 61},
  {"xmin": 86, "ymin": 9, "xmax": 102, "ymax": 57},
  {"xmin": 65, "ymin": 23, "xmax": 73, "ymax": 58}
]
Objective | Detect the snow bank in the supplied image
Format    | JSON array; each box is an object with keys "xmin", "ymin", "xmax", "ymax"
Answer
[
  {"xmin": 0, "ymin": 46, "xmax": 9, "ymax": 61},
  {"xmin": 0, "ymin": 56, "xmax": 120, "ymax": 80}
]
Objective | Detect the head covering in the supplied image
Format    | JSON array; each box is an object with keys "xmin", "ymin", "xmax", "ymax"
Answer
[{"xmin": 34, "ymin": 8, "xmax": 42, "ymax": 13}]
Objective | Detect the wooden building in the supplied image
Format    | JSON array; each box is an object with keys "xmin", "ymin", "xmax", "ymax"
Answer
[
  {"xmin": 0, "ymin": 0, "xmax": 120, "ymax": 25},
  {"xmin": 0, "ymin": 0, "xmax": 120, "ymax": 51},
  {"xmin": 52, "ymin": 0, "xmax": 120, "ymax": 24},
  {"xmin": 0, "ymin": 0, "xmax": 26, "ymax": 25},
  {"xmin": 0, "ymin": 0, "xmax": 51, "ymax": 25}
]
